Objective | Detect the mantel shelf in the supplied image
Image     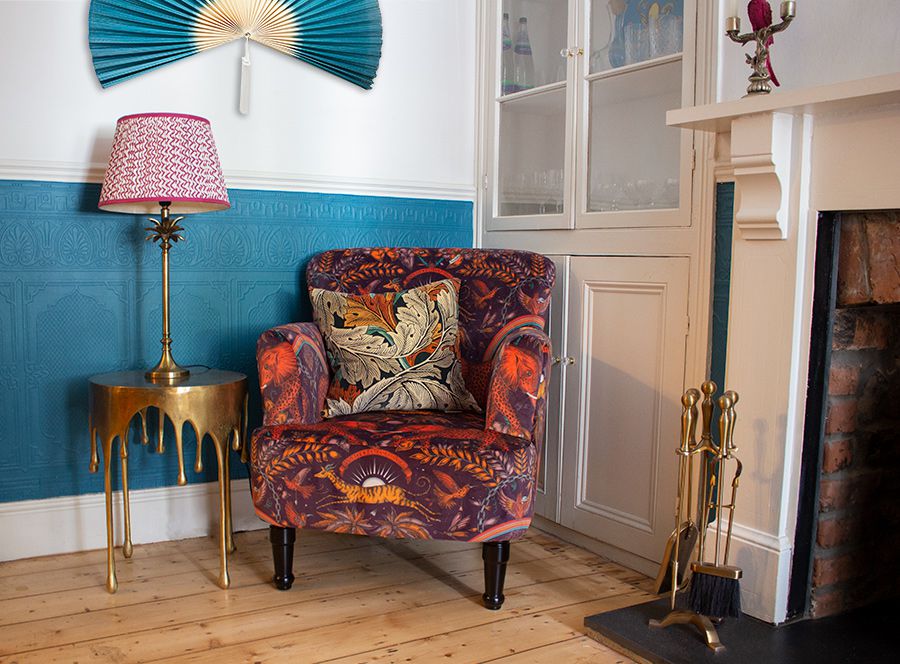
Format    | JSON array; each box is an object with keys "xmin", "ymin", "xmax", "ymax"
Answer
[
  {"xmin": 666, "ymin": 72, "xmax": 900, "ymax": 132},
  {"xmin": 665, "ymin": 71, "xmax": 900, "ymax": 241}
]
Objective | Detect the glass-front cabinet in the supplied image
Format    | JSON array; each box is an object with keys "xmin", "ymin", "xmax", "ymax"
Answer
[{"xmin": 484, "ymin": 0, "xmax": 695, "ymax": 231}]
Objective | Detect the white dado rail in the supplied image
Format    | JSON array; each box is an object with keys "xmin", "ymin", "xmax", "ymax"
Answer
[{"xmin": 666, "ymin": 72, "xmax": 900, "ymax": 623}]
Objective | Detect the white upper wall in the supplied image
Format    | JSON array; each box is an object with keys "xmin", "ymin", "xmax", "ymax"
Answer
[
  {"xmin": 0, "ymin": 0, "xmax": 477, "ymax": 198},
  {"xmin": 717, "ymin": 0, "xmax": 900, "ymax": 101}
]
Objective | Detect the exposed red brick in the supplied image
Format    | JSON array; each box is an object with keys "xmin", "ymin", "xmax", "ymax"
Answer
[
  {"xmin": 819, "ymin": 478, "xmax": 851, "ymax": 512},
  {"xmin": 836, "ymin": 215, "xmax": 871, "ymax": 306},
  {"xmin": 822, "ymin": 438, "xmax": 853, "ymax": 474},
  {"xmin": 812, "ymin": 552, "xmax": 855, "ymax": 587},
  {"xmin": 810, "ymin": 588, "xmax": 845, "ymax": 619},
  {"xmin": 816, "ymin": 516, "xmax": 852, "ymax": 549},
  {"xmin": 831, "ymin": 310, "xmax": 856, "ymax": 350},
  {"xmin": 828, "ymin": 364, "xmax": 860, "ymax": 396},
  {"xmin": 851, "ymin": 313, "xmax": 890, "ymax": 350},
  {"xmin": 863, "ymin": 212, "xmax": 900, "ymax": 304},
  {"xmin": 824, "ymin": 399, "xmax": 857, "ymax": 435}
]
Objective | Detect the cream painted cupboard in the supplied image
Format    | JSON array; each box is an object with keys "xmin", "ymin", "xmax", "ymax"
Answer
[{"xmin": 481, "ymin": 0, "xmax": 703, "ymax": 571}]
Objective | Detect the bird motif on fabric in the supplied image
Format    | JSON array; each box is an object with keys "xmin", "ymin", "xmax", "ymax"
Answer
[
  {"xmin": 517, "ymin": 289, "xmax": 550, "ymax": 316},
  {"xmin": 283, "ymin": 467, "xmax": 316, "ymax": 499},
  {"xmin": 433, "ymin": 470, "xmax": 472, "ymax": 508},
  {"xmin": 747, "ymin": 0, "xmax": 780, "ymax": 87},
  {"xmin": 470, "ymin": 280, "xmax": 501, "ymax": 309},
  {"xmin": 499, "ymin": 490, "xmax": 533, "ymax": 520}
]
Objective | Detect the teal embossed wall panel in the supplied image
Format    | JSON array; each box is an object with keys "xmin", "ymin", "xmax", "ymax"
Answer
[{"xmin": 0, "ymin": 179, "xmax": 473, "ymax": 503}]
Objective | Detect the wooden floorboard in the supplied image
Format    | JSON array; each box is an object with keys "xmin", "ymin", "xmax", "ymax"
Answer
[{"xmin": 0, "ymin": 527, "xmax": 652, "ymax": 663}]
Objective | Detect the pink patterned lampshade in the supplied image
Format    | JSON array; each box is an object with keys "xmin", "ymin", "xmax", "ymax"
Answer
[{"xmin": 98, "ymin": 113, "xmax": 229, "ymax": 214}]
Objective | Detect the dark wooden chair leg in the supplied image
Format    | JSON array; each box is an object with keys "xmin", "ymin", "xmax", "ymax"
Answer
[
  {"xmin": 482, "ymin": 541, "xmax": 511, "ymax": 610},
  {"xmin": 270, "ymin": 525, "xmax": 296, "ymax": 590}
]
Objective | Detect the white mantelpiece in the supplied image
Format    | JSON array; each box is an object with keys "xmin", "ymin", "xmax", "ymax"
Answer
[
  {"xmin": 666, "ymin": 72, "xmax": 900, "ymax": 623},
  {"xmin": 671, "ymin": 72, "xmax": 900, "ymax": 240}
]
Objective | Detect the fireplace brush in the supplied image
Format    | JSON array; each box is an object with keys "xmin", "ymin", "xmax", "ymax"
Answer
[
  {"xmin": 688, "ymin": 389, "xmax": 743, "ymax": 620},
  {"xmin": 649, "ymin": 381, "xmax": 742, "ymax": 653}
]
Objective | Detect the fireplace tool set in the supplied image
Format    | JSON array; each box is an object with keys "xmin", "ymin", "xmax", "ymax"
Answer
[{"xmin": 650, "ymin": 381, "xmax": 743, "ymax": 653}]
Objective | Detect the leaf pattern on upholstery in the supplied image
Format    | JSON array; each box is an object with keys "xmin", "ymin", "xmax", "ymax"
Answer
[
  {"xmin": 307, "ymin": 248, "xmax": 555, "ymax": 408},
  {"xmin": 311, "ymin": 279, "xmax": 479, "ymax": 417}
]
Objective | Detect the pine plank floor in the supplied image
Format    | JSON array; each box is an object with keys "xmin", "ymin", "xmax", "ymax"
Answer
[{"xmin": 0, "ymin": 527, "xmax": 653, "ymax": 663}]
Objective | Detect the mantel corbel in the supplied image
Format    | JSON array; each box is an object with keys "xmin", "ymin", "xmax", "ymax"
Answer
[{"xmin": 729, "ymin": 112, "xmax": 793, "ymax": 240}]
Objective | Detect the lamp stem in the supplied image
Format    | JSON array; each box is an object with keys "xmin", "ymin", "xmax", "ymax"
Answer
[{"xmin": 146, "ymin": 202, "xmax": 189, "ymax": 382}]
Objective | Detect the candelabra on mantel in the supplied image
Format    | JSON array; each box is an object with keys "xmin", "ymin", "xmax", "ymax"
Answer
[{"xmin": 725, "ymin": 1, "xmax": 796, "ymax": 96}]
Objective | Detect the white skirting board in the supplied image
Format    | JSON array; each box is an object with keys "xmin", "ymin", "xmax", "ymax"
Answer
[{"xmin": 0, "ymin": 481, "xmax": 266, "ymax": 562}]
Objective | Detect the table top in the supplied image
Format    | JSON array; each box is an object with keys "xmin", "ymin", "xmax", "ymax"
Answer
[{"xmin": 90, "ymin": 368, "xmax": 246, "ymax": 390}]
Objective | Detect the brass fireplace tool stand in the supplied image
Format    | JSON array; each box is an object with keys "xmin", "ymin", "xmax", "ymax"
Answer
[{"xmin": 649, "ymin": 381, "xmax": 742, "ymax": 652}]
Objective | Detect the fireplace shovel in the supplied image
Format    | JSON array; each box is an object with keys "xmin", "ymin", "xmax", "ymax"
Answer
[
  {"xmin": 654, "ymin": 520, "xmax": 699, "ymax": 594},
  {"xmin": 654, "ymin": 387, "xmax": 702, "ymax": 595}
]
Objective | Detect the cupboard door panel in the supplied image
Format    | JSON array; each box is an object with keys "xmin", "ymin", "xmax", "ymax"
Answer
[
  {"xmin": 535, "ymin": 255, "xmax": 569, "ymax": 520},
  {"xmin": 560, "ymin": 255, "xmax": 689, "ymax": 562}
]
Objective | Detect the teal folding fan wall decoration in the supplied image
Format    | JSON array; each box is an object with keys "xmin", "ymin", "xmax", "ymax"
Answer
[{"xmin": 88, "ymin": 0, "xmax": 383, "ymax": 113}]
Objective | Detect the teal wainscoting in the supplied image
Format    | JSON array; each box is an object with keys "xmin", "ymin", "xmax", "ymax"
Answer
[{"xmin": 0, "ymin": 180, "xmax": 473, "ymax": 503}]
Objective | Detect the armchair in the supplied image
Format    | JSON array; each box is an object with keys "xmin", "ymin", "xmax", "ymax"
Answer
[{"xmin": 250, "ymin": 247, "xmax": 554, "ymax": 609}]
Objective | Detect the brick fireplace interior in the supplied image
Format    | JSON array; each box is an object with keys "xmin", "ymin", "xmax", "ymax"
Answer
[{"xmin": 796, "ymin": 211, "xmax": 900, "ymax": 619}]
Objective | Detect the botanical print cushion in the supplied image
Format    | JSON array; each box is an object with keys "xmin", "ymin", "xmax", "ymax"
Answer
[{"xmin": 310, "ymin": 279, "xmax": 481, "ymax": 418}]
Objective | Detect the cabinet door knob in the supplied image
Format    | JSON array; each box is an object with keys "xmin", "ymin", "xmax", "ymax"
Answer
[
  {"xmin": 560, "ymin": 47, "xmax": 585, "ymax": 58},
  {"xmin": 565, "ymin": 356, "xmax": 575, "ymax": 365},
  {"xmin": 552, "ymin": 356, "xmax": 563, "ymax": 365}
]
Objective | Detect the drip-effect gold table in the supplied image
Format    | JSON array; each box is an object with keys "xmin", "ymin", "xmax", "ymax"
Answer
[{"xmin": 88, "ymin": 369, "xmax": 248, "ymax": 593}]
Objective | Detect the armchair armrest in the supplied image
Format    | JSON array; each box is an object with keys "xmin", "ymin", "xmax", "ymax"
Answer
[
  {"xmin": 257, "ymin": 323, "xmax": 330, "ymax": 426},
  {"xmin": 485, "ymin": 327, "xmax": 552, "ymax": 445}
]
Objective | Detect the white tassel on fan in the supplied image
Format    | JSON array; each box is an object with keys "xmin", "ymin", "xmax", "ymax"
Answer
[{"xmin": 239, "ymin": 35, "xmax": 252, "ymax": 115}]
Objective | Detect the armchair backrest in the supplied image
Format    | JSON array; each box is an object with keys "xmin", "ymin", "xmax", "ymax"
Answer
[{"xmin": 306, "ymin": 247, "xmax": 555, "ymax": 405}]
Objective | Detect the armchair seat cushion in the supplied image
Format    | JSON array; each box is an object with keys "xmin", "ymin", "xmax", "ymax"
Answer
[{"xmin": 250, "ymin": 410, "xmax": 537, "ymax": 542}]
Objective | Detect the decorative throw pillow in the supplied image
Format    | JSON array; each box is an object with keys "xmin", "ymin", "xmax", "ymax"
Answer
[{"xmin": 310, "ymin": 279, "xmax": 481, "ymax": 418}]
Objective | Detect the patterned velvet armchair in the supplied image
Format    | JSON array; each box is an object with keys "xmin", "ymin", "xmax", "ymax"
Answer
[{"xmin": 250, "ymin": 247, "xmax": 554, "ymax": 609}]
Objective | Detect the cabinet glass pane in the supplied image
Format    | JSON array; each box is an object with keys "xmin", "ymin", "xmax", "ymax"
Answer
[
  {"xmin": 501, "ymin": 0, "xmax": 568, "ymax": 93},
  {"xmin": 587, "ymin": 60, "xmax": 682, "ymax": 212},
  {"xmin": 589, "ymin": 0, "xmax": 684, "ymax": 74},
  {"xmin": 498, "ymin": 89, "xmax": 566, "ymax": 217}
]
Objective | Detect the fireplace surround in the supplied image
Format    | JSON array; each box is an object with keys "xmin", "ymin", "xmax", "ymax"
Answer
[{"xmin": 668, "ymin": 72, "xmax": 900, "ymax": 622}]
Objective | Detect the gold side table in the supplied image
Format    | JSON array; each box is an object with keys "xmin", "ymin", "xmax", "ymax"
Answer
[{"xmin": 88, "ymin": 369, "xmax": 248, "ymax": 593}]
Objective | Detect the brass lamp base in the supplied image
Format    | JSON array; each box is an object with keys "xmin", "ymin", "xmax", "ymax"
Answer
[
  {"xmin": 146, "ymin": 348, "xmax": 189, "ymax": 382},
  {"xmin": 144, "ymin": 202, "xmax": 190, "ymax": 384}
]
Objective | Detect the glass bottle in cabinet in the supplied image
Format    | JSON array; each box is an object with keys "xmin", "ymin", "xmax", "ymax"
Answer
[
  {"xmin": 502, "ymin": 13, "xmax": 516, "ymax": 95},
  {"xmin": 513, "ymin": 17, "xmax": 536, "ymax": 91}
]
